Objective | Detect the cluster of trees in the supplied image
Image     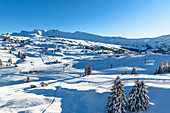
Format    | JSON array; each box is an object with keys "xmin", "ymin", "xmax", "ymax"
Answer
[
  {"xmin": 155, "ymin": 61, "xmax": 170, "ymax": 74},
  {"xmin": 0, "ymin": 58, "xmax": 13, "ymax": 67},
  {"xmin": 122, "ymin": 67, "xmax": 137, "ymax": 75},
  {"xmin": 18, "ymin": 51, "xmax": 27, "ymax": 60},
  {"xmin": 84, "ymin": 64, "xmax": 92, "ymax": 75},
  {"xmin": 131, "ymin": 67, "xmax": 137, "ymax": 74},
  {"xmin": 107, "ymin": 76, "xmax": 149, "ymax": 113}
]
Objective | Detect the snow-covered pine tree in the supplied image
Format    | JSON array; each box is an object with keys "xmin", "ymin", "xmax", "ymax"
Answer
[
  {"xmin": 8, "ymin": 58, "xmax": 12, "ymax": 64},
  {"xmin": 107, "ymin": 76, "xmax": 127, "ymax": 113},
  {"xmin": 163, "ymin": 61, "xmax": 168, "ymax": 73},
  {"xmin": 154, "ymin": 68, "xmax": 158, "ymax": 75},
  {"xmin": 131, "ymin": 67, "xmax": 137, "ymax": 74},
  {"xmin": 128, "ymin": 79, "xmax": 150, "ymax": 112},
  {"xmin": 158, "ymin": 62, "xmax": 163, "ymax": 74},
  {"xmin": 84, "ymin": 65, "xmax": 88, "ymax": 75},
  {"xmin": 168, "ymin": 61, "xmax": 170, "ymax": 73},
  {"xmin": 87, "ymin": 64, "xmax": 92, "ymax": 75}
]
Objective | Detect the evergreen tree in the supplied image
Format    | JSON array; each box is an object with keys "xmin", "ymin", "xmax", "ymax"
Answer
[
  {"xmin": 22, "ymin": 53, "xmax": 27, "ymax": 60},
  {"xmin": 125, "ymin": 71, "xmax": 127, "ymax": 75},
  {"xmin": 131, "ymin": 67, "xmax": 137, "ymax": 74},
  {"xmin": 157, "ymin": 61, "xmax": 170, "ymax": 74},
  {"xmin": 107, "ymin": 76, "xmax": 127, "ymax": 113},
  {"xmin": 154, "ymin": 68, "xmax": 158, "ymax": 75},
  {"xmin": 4, "ymin": 46, "xmax": 7, "ymax": 50},
  {"xmin": 8, "ymin": 58, "xmax": 12, "ymax": 64},
  {"xmin": 158, "ymin": 62, "xmax": 163, "ymax": 73},
  {"xmin": 128, "ymin": 79, "xmax": 150, "ymax": 112},
  {"xmin": 0, "ymin": 59, "xmax": 3, "ymax": 67},
  {"xmin": 9, "ymin": 50, "xmax": 12, "ymax": 54},
  {"xmin": 164, "ymin": 61, "xmax": 168, "ymax": 73},
  {"xmin": 84, "ymin": 65, "xmax": 88, "ymax": 75},
  {"xmin": 18, "ymin": 51, "xmax": 21, "ymax": 58},
  {"xmin": 168, "ymin": 61, "xmax": 170, "ymax": 73},
  {"xmin": 87, "ymin": 64, "xmax": 92, "ymax": 75},
  {"xmin": 27, "ymin": 76, "xmax": 31, "ymax": 82}
]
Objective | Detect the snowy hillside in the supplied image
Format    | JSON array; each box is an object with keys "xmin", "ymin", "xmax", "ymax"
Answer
[
  {"xmin": 0, "ymin": 30, "xmax": 170, "ymax": 113},
  {"xmin": 8, "ymin": 29, "xmax": 170, "ymax": 52}
]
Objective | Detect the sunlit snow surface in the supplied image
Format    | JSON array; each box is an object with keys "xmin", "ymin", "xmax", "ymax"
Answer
[{"xmin": 0, "ymin": 33, "xmax": 170, "ymax": 113}]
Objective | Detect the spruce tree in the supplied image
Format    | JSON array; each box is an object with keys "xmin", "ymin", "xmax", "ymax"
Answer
[
  {"xmin": 156, "ymin": 61, "xmax": 170, "ymax": 74},
  {"xmin": 27, "ymin": 76, "xmax": 31, "ymax": 82},
  {"xmin": 84, "ymin": 65, "xmax": 88, "ymax": 75},
  {"xmin": 158, "ymin": 62, "xmax": 163, "ymax": 74},
  {"xmin": 168, "ymin": 61, "xmax": 170, "ymax": 73},
  {"xmin": 4, "ymin": 46, "xmax": 7, "ymax": 50},
  {"xmin": 22, "ymin": 53, "xmax": 27, "ymax": 60},
  {"xmin": 125, "ymin": 71, "xmax": 127, "ymax": 75},
  {"xmin": 131, "ymin": 67, "xmax": 137, "ymax": 74},
  {"xmin": 0, "ymin": 59, "xmax": 3, "ymax": 67},
  {"xmin": 87, "ymin": 64, "xmax": 92, "ymax": 75},
  {"xmin": 164, "ymin": 61, "xmax": 168, "ymax": 73},
  {"xmin": 107, "ymin": 76, "xmax": 127, "ymax": 113},
  {"xmin": 154, "ymin": 68, "xmax": 158, "ymax": 75},
  {"xmin": 9, "ymin": 50, "xmax": 12, "ymax": 54},
  {"xmin": 8, "ymin": 58, "xmax": 12, "ymax": 64},
  {"xmin": 18, "ymin": 51, "xmax": 21, "ymax": 58},
  {"xmin": 128, "ymin": 79, "xmax": 150, "ymax": 112}
]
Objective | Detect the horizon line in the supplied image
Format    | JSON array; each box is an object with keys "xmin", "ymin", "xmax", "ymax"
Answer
[{"xmin": 2, "ymin": 29, "xmax": 170, "ymax": 39}]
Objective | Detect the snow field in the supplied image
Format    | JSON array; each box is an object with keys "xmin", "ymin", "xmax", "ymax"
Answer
[{"xmin": 0, "ymin": 33, "xmax": 170, "ymax": 113}]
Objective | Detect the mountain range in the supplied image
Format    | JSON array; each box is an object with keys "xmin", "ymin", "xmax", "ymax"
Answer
[{"xmin": 5, "ymin": 29, "xmax": 170, "ymax": 52}]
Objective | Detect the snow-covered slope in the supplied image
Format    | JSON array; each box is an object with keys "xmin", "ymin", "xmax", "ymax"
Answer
[
  {"xmin": 8, "ymin": 29, "xmax": 170, "ymax": 52},
  {"xmin": 0, "ymin": 30, "xmax": 170, "ymax": 113}
]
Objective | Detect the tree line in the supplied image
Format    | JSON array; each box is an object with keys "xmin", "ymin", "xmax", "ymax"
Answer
[{"xmin": 155, "ymin": 61, "xmax": 170, "ymax": 74}]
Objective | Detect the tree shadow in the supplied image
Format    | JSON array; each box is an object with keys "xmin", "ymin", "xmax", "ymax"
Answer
[
  {"xmin": 25, "ymin": 86, "xmax": 109, "ymax": 113},
  {"xmin": 124, "ymin": 86, "xmax": 170, "ymax": 113}
]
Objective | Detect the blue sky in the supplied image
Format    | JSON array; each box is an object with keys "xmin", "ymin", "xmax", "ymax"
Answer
[{"xmin": 0, "ymin": 0, "xmax": 170, "ymax": 38}]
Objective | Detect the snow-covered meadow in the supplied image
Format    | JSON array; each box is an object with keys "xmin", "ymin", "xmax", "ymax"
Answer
[{"xmin": 0, "ymin": 31, "xmax": 170, "ymax": 113}]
